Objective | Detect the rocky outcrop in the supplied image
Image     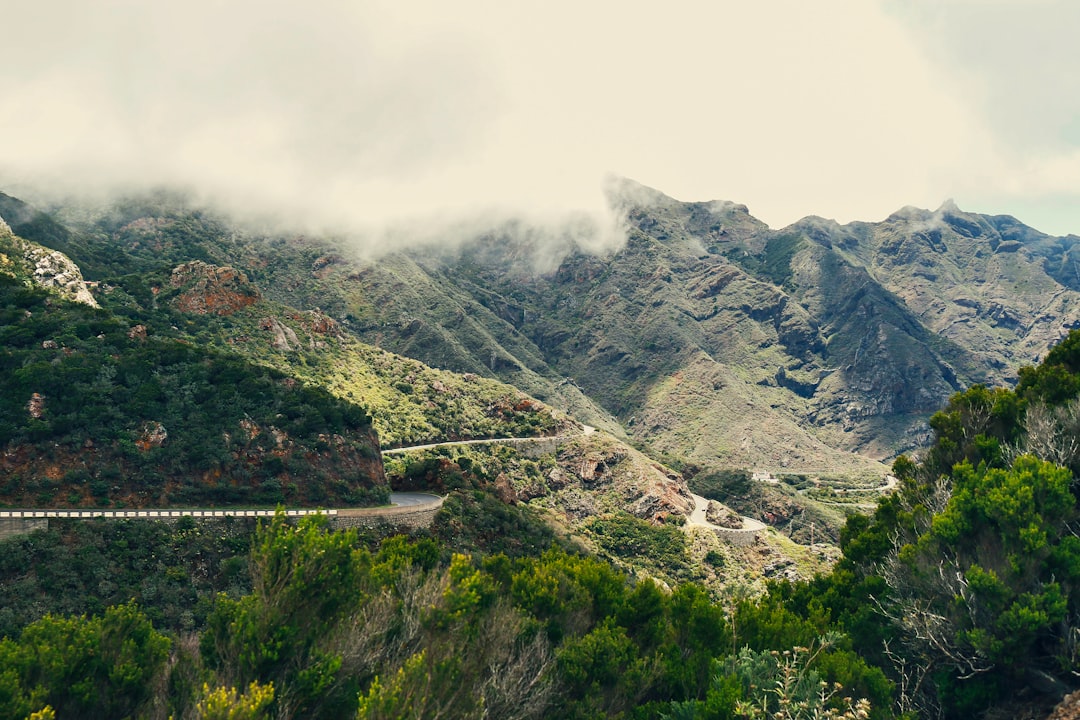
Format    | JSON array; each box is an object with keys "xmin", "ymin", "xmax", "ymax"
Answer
[
  {"xmin": 169, "ymin": 261, "xmax": 259, "ymax": 316},
  {"xmin": 135, "ymin": 421, "xmax": 168, "ymax": 451},
  {"xmin": 705, "ymin": 500, "xmax": 743, "ymax": 529},
  {"xmin": 17, "ymin": 240, "xmax": 99, "ymax": 307},
  {"xmin": 1047, "ymin": 691, "xmax": 1080, "ymax": 720},
  {"xmin": 261, "ymin": 316, "xmax": 300, "ymax": 351},
  {"xmin": 27, "ymin": 393, "xmax": 44, "ymax": 420},
  {"xmin": 301, "ymin": 309, "xmax": 343, "ymax": 338}
]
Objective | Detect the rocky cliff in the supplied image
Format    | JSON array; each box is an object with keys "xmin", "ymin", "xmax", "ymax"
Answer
[
  {"xmin": 0, "ymin": 222, "xmax": 98, "ymax": 307},
  {"xmin": 168, "ymin": 260, "xmax": 260, "ymax": 316}
]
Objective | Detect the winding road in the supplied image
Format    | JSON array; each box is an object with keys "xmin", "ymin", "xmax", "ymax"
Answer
[
  {"xmin": 0, "ymin": 492, "xmax": 444, "ymax": 521},
  {"xmin": 380, "ymin": 431, "xmax": 576, "ymax": 455},
  {"xmin": 1, "ymin": 433, "xmax": 575, "ymax": 525},
  {"xmin": 686, "ymin": 493, "xmax": 766, "ymax": 533}
]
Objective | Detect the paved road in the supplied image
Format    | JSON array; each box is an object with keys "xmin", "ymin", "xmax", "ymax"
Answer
[
  {"xmin": 0, "ymin": 492, "xmax": 443, "ymax": 520},
  {"xmin": 388, "ymin": 492, "xmax": 442, "ymax": 508},
  {"xmin": 380, "ymin": 434, "xmax": 564, "ymax": 455},
  {"xmin": 686, "ymin": 493, "xmax": 766, "ymax": 532}
]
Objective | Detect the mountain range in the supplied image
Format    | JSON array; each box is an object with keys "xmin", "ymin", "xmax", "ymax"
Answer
[{"xmin": 4, "ymin": 179, "xmax": 1080, "ymax": 486}]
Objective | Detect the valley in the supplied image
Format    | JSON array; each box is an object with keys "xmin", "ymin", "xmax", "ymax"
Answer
[{"xmin": 3, "ymin": 183, "xmax": 1080, "ymax": 718}]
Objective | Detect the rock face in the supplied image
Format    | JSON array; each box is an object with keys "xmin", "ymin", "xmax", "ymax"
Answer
[
  {"xmin": 19, "ymin": 242, "xmax": 99, "ymax": 307},
  {"xmin": 169, "ymin": 261, "xmax": 259, "ymax": 316},
  {"xmin": 261, "ymin": 316, "xmax": 300, "ymax": 351}
]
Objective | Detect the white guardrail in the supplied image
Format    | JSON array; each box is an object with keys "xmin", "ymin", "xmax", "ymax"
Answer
[{"xmin": 0, "ymin": 509, "xmax": 337, "ymax": 519}]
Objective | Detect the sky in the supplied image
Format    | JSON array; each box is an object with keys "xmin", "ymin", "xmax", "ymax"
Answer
[{"xmin": 1, "ymin": 0, "xmax": 1078, "ymax": 249}]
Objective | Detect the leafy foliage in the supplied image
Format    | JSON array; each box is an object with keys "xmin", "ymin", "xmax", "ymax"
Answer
[
  {"xmin": 0, "ymin": 265, "xmax": 383, "ymax": 508},
  {"xmin": 822, "ymin": 330, "xmax": 1080, "ymax": 717},
  {"xmin": 0, "ymin": 601, "xmax": 170, "ymax": 719},
  {"xmin": 0, "ymin": 508, "xmax": 896, "ymax": 719},
  {"xmin": 202, "ymin": 514, "xmax": 367, "ymax": 716},
  {"xmin": 588, "ymin": 512, "xmax": 689, "ymax": 572},
  {"xmin": 195, "ymin": 681, "xmax": 275, "ymax": 720},
  {"xmin": 0, "ymin": 518, "xmax": 254, "ymax": 638}
]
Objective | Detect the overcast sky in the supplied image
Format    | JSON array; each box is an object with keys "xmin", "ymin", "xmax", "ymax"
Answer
[{"xmin": 1, "ymin": 0, "xmax": 1078, "ymax": 245}]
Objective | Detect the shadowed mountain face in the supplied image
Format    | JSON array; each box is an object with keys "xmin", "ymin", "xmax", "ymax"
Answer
[
  {"xmin": 329, "ymin": 182, "xmax": 1080, "ymax": 470},
  {"xmin": 5, "ymin": 181, "xmax": 1079, "ymax": 474}
]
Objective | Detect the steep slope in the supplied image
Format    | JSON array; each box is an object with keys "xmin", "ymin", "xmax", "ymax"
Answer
[
  {"xmin": 370, "ymin": 185, "xmax": 967, "ymax": 469},
  {"xmin": 0, "ymin": 227, "xmax": 387, "ymax": 509},
  {"xmin": 424, "ymin": 221, "xmax": 887, "ymax": 472},
  {"xmin": 11, "ymin": 183, "xmax": 1080, "ymax": 475},
  {"xmin": 363, "ymin": 184, "xmax": 1080, "ymax": 466},
  {"xmin": 794, "ymin": 203, "xmax": 1080, "ymax": 381},
  {"xmin": 93, "ymin": 259, "xmax": 577, "ymax": 448}
]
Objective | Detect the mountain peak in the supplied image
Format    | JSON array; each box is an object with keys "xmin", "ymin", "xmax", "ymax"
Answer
[
  {"xmin": 936, "ymin": 198, "xmax": 960, "ymax": 214},
  {"xmin": 603, "ymin": 176, "xmax": 676, "ymax": 209}
]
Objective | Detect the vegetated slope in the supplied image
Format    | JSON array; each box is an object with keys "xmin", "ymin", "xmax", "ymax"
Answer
[
  {"xmin": 10, "ymin": 183, "xmax": 1080, "ymax": 475},
  {"xmin": 0, "ymin": 225, "xmax": 386, "ymax": 509},
  {"xmin": 89, "ymin": 258, "xmax": 575, "ymax": 449},
  {"xmin": 0, "ymin": 189, "xmax": 625, "ymax": 438},
  {"xmin": 820, "ymin": 329, "xmax": 1080, "ymax": 718}
]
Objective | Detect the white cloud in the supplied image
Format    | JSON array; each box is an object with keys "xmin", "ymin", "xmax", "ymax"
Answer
[
  {"xmin": 1, "ymin": 0, "xmax": 1078, "ymax": 244},
  {"xmin": 883, "ymin": 0, "xmax": 1080, "ymax": 233}
]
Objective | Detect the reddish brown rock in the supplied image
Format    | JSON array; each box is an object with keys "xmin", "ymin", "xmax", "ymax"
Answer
[
  {"xmin": 302, "ymin": 309, "xmax": 342, "ymax": 337},
  {"xmin": 494, "ymin": 473, "xmax": 517, "ymax": 504},
  {"xmin": 169, "ymin": 261, "xmax": 259, "ymax": 316}
]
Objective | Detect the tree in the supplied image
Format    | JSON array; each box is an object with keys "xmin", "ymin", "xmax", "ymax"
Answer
[
  {"xmin": 202, "ymin": 512, "xmax": 367, "ymax": 718},
  {"xmin": 871, "ymin": 456, "xmax": 1080, "ymax": 714},
  {"xmin": 196, "ymin": 681, "xmax": 275, "ymax": 720},
  {"xmin": 0, "ymin": 602, "xmax": 170, "ymax": 719}
]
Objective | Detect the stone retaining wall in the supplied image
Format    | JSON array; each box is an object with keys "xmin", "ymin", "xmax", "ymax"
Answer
[
  {"xmin": 497, "ymin": 437, "xmax": 560, "ymax": 458},
  {"xmin": 332, "ymin": 497, "xmax": 445, "ymax": 531},
  {"xmin": 382, "ymin": 436, "xmax": 563, "ymax": 459},
  {"xmin": 714, "ymin": 526, "xmax": 760, "ymax": 547}
]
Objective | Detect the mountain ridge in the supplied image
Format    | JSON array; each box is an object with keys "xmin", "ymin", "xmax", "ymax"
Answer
[{"xmin": 5, "ymin": 181, "xmax": 1079, "ymax": 478}]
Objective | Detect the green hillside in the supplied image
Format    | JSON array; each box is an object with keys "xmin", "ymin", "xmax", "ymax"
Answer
[{"xmin": 0, "ymin": 229, "xmax": 386, "ymax": 509}]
